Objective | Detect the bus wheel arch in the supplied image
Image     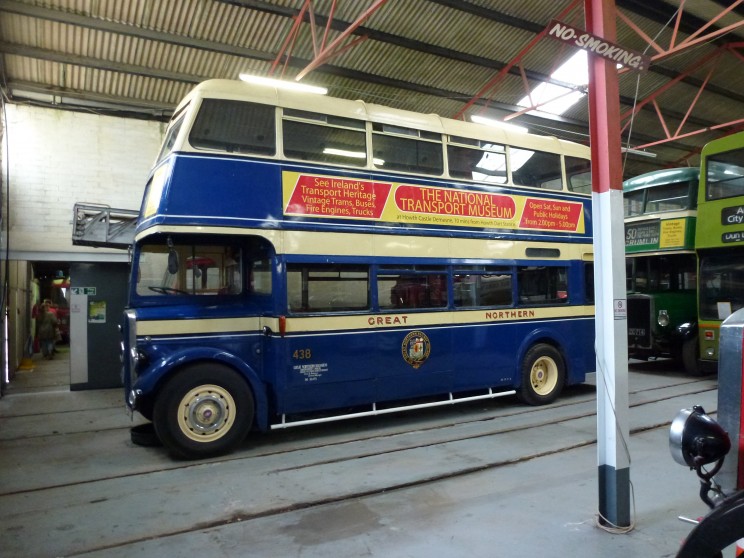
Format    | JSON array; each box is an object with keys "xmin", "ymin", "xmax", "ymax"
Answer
[
  {"xmin": 153, "ymin": 362, "xmax": 255, "ymax": 459},
  {"xmin": 517, "ymin": 342, "xmax": 566, "ymax": 406}
]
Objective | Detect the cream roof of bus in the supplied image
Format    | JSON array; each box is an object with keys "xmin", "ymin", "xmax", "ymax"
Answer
[{"xmin": 181, "ymin": 79, "xmax": 588, "ymax": 158}]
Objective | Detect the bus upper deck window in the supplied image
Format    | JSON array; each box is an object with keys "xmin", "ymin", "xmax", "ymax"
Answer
[
  {"xmin": 156, "ymin": 113, "xmax": 186, "ymax": 164},
  {"xmin": 190, "ymin": 99, "xmax": 276, "ymax": 155},
  {"xmin": 282, "ymin": 109, "xmax": 367, "ymax": 167},
  {"xmin": 511, "ymin": 148, "xmax": 562, "ymax": 189},
  {"xmin": 706, "ymin": 150, "xmax": 744, "ymax": 200},
  {"xmin": 565, "ymin": 156, "xmax": 592, "ymax": 194},
  {"xmin": 447, "ymin": 137, "xmax": 506, "ymax": 184},
  {"xmin": 372, "ymin": 124, "xmax": 443, "ymax": 176}
]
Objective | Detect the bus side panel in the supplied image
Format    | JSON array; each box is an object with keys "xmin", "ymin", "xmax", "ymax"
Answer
[
  {"xmin": 373, "ymin": 326, "xmax": 453, "ymax": 402},
  {"xmin": 559, "ymin": 317, "xmax": 595, "ymax": 385},
  {"xmin": 272, "ymin": 330, "xmax": 379, "ymax": 415},
  {"xmin": 167, "ymin": 156, "xmax": 281, "ymax": 223},
  {"xmin": 449, "ymin": 321, "xmax": 517, "ymax": 392}
]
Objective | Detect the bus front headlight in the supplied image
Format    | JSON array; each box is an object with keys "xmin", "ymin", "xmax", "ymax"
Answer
[{"xmin": 658, "ymin": 309, "xmax": 670, "ymax": 327}]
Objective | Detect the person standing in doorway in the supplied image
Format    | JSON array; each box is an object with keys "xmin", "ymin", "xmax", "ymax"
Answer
[{"xmin": 37, "ymin": 302, "xmax": 58, "ymax": 360}]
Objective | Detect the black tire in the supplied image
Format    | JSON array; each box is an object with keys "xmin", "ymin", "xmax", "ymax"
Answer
[
  {"xmin": 130, "ymin": 422, "xmax": 162, "ymax": 447},
  {"xmin": 517, "ymin": 344, "xmax": 565, "ymax": 406},
  {"xmin": 682, "ymin": 336, "xmax": 703, "ymax": 376},
  {"xmin": 153, "ymin": 364, "xmax": 254, "ymax": 459}
]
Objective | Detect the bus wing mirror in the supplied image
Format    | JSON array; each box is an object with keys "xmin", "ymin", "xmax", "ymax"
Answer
[{"xmin": 168, "ymin": 249, "xmax": 179, "ymax": 275}]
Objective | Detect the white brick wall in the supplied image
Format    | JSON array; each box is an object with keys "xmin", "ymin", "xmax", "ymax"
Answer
[{"xmin": 2, "ymin": 104, "xmax": 165, "ymax": 256}]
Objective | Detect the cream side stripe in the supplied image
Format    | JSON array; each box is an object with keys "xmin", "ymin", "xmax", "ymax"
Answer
[
  {"xmin": 138, "ymin": 317, "xmax": 265, "ymax": 336},
  {"xmin": 136, "ymin": 308, "xmax": 593, "ymax": 337},
  {"xmin": 282, "ymin": 306, "xmax": 595, "ymax": 333},
  {"xmin": 140, "ymin": 225, "xmax": 592, "ymax": 259}
]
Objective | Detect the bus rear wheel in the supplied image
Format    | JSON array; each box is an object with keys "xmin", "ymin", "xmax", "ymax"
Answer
[
  {"xmin": 153, "ymin": 364, "xmax": 254, "ymax": 459},
  {"xmin": 518, "ymin": 344, "xmax": 565, "ymax": 405}
]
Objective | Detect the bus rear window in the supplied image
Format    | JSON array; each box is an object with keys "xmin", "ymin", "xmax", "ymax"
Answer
[{"xmin": 190, "ymin": 99, "xmax": 276, "ymax": 155}]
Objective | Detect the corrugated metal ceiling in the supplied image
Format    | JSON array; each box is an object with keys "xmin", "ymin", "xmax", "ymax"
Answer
[{"xmin": 1, "ymin": 0, "xmax": 743, "ymax": 179}]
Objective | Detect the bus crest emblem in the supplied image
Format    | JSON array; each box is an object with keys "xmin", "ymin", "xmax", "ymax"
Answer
[{"xmin": 402, "ymin": 331, "xmax": 431, "ymax": 369}]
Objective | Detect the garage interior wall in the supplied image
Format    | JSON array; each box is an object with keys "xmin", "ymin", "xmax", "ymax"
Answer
[{"xmin": 0, "ymin": 103, "xmax": 166, "ymax": 381}]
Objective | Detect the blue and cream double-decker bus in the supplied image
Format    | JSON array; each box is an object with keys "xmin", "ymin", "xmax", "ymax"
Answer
[{"xmin": 122, "ymin": 79, "xmax": 595, "ymax": 458}]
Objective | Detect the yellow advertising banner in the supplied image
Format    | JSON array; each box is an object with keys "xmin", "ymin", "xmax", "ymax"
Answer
[{"xmin": 282, "ymin": 171, "xmax": 585, "ymax": 233}]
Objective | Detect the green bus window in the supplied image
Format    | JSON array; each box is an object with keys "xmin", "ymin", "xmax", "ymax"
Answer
[
  {"xmin": 646, "ymin": 183, "xmax": 690, "ymax": 212},
  {"xmin": 699, "ymin": 256, "xmax": 744, "ymax": 320},
  {"xmin": 624, "ymin": 190, "xmax": 645, "ymax": 217},
  {"xmin": 190, "ymin": 99, "xmax": 276, "ymax": 155},
  {"xmin": 287, "ymin": 265, "xmax": 369, "ymax": 313},
  {"xmin": 706, "ymin": 148, "xmax": 744, "ymax": 200}
]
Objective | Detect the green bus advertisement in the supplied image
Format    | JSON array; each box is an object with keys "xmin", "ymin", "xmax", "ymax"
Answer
[
  {"xmin": 697, "ymin": 131, "xmax": 744, "ymax": 372},
  {"xmin": 624, "ymin": 167, "xmax": 700, "ymax": 374}
]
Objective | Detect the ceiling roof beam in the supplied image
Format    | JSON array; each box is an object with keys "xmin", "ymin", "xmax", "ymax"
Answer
[
  {"xmin": 0, "ymin": 0, "xmax": 274, "ymax": 60},
  {"xmin": 0, "ymin": 42, "xmax": 203, "ymax": 84},
  {"xmin": 2, "ymin": 0, "xmax": 732, "ymax": 129},
  {"xmin": 4, "ymin": 44, "xmax": 701, "ymax": 159},
  {"xmin": 633, "ymin": 116, "xmax": 744, "ymax": 150},
  {"xmin": 295, "ymin": 0, "xmax": 388, "ymax": 81},
  {"xmin": 618, "ymin": 0, "xmax": 744, "ymax": 63},
  {"xmin": 6, "ymin": 80, "xmax": 173, "ymax": 117},
  {"xmin": 615, "ymin": 0, "xmax": 737, "ymax": 44},
  {"xmin": 452, "ymin": 0, "xmax": 582, "ymax": 120}
]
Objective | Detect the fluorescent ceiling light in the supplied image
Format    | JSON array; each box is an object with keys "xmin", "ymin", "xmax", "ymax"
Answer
[
  {"xmin": 239, "ymin": 74, "xmax": 328, "ymax": 95},
  {"xmin": 323, "ymin": 148, "xmax": 384, "ymax": 166},
  {"xmin": 471, "ymin": 115, "xmax": 528, "ymax": 134},
  {"xmin": 323, "ymin": 148, "xmax": 365, "ymax": 159},
  {"xmin": 621, "ymin": 147, "xmax": 657, "ymax": 158},
  {"xmin": 518, "ymin": 51, "xmax": 588, "ymax": 116}
]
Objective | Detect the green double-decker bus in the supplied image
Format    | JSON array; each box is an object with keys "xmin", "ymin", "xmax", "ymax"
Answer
[
  {"xmin": 697, "ymin": 131, "xmax": 744, "ymax": 372},
  {"xmin": 623, "ymin": 168, "xmax": 700, "ymax": 374}
]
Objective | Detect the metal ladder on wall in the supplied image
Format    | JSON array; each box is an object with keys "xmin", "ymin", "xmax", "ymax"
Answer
[{"xmin": 72, "ymin": 203, "xmax": 139, "ymax": 249}]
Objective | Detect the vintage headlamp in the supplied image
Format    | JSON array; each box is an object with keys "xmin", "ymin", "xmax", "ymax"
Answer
[
  {"xmin": 669, "ymin": 406, "xmax": 731, "ymax": 469},
  {"xmin": 657, "ymin": 309, "xmax": 670, "ymax": 327}
]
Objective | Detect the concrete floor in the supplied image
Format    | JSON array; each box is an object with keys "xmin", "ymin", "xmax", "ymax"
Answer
[{"xmin": 0, "ymin": 348, "xmax": 722, "ymax": 558}]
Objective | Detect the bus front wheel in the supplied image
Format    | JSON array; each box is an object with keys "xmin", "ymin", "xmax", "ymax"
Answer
[
  {"xmin": 518, "ymin": 344, "xmax": 565, "ymax": 405},
  {"xmin": 682, "ymin": 336, "xmax": 702, "ymax": 376},
  {"xmin": 153, "ymin": 364, "xmax": 254, "ymax": 459}
]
